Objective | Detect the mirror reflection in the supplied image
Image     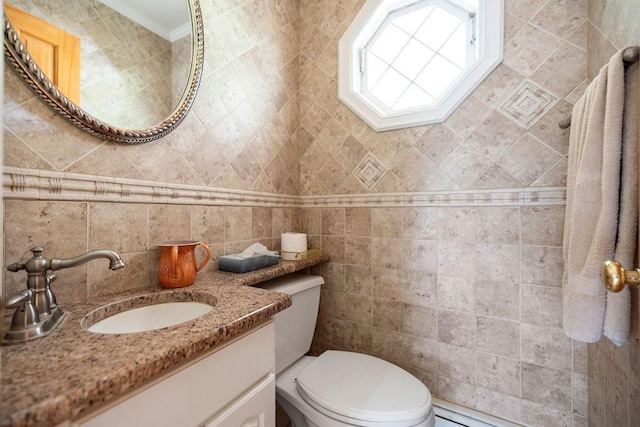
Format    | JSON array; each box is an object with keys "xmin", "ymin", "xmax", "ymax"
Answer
[{"xmin": 5, "ymin": 0, "xmax": 192, "ymax": 130}]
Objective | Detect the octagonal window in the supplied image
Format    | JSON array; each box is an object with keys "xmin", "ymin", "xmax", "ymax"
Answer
[{"xmin": 339, "ymin": 0, "xmax": 503, "ymax": 131}]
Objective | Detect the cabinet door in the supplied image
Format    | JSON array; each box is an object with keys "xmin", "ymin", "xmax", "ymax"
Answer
[
  {"xmin": 204, "ymin": 374, "xmax": 275, "ymax": 427},
  {"xmin": 75, "ymin": 323, "xmax": 274, "ymax": 427}
]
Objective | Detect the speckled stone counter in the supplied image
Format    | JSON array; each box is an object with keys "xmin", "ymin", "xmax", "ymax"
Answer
[{"xmin": 0, "ymin": 255, "xmax": 328, "ymax": 427}]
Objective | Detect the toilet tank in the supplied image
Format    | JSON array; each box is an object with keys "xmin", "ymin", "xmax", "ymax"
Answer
[{"xmin": 255, "ymin": 274, "xmax": 323, "ymax": 374}]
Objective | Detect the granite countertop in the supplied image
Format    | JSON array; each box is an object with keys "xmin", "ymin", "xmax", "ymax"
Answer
[{"xmin": 0, "ymin": 255, "xmax": 328, "ymax": 427}]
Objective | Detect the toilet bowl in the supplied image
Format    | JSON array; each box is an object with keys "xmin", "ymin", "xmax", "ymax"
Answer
[{"xmin": 257, "ymin": 274, "xmax": 435, "ymax": 427}]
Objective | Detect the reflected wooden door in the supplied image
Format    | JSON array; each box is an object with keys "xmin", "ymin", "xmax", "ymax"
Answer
[{"xmin": 5, "ymin": 3, "xmax": 80, "ymax": 104}]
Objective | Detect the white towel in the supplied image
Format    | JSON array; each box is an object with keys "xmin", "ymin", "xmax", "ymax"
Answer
[
  {"xmin": 604, "ymin": 58, "xmax": 639, "ymax": 345},
  {"xmin": 562, "ymin": 48, "xmax": 638, "ymax": 345}
]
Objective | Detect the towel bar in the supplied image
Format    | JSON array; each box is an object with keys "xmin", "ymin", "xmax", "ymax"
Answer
[
  {"xmin": 559, "ymin": 45, "xmax": 640, "ymax": 129},
  {"xmin": 602, "ymin": 260, "xmax": 640, "ymax": 292}
]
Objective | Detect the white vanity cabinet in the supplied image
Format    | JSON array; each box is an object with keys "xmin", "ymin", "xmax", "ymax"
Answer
[{"xmin": 73, "ymin": 322, "xmax": 275, "ymax": 427}]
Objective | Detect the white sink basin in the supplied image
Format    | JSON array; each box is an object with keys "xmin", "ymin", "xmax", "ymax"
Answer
[{"xmin": 86, "ymin": 301, "xmax": 214, "ymax": 334}]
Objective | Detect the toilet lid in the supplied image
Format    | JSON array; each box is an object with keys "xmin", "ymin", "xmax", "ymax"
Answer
[{"xmin": 295, "ymin": 351, "xmax": 431, "ymax": 425}]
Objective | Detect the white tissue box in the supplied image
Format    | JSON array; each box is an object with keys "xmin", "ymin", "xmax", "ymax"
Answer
[{"xmin": 218, "ymin": 253, "xmax": 279, "ymax": 273}]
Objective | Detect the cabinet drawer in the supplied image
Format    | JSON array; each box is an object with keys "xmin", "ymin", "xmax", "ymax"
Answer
[
  {"xmin": 204, "ymin": 373, "xmax": 275, "ymax": 427},
  {"xmin": 76, "ymin": 322, "xmax": 274, "ymax": 427}
]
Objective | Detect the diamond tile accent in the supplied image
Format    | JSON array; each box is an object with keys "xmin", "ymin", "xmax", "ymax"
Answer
[
  {"xmin": 501, "ymin": 81, "xmax": 558, "ymax": 129},
  {"xmin": 354, "ymin": 154, "xmax": 388, "ymax": 190}
]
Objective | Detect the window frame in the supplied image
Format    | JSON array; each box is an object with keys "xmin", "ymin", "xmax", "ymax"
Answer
[{"xmin": 338, "ymin": 0, "xmax": 504, "ymax": 132}]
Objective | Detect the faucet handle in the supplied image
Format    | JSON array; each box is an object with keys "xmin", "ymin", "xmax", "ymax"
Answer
[{"xmin": 5, "ymin": 289, "xmax": 40, "ymax": 328}]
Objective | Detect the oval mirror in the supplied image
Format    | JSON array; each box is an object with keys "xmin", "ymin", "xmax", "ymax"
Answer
[{"xmin": 3, "ymin": 0, "xmax": 204, "ymax": 143}]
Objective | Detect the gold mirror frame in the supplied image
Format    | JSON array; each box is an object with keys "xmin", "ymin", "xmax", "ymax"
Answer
[{"xmin": 3, "ymin": 0, "xmax": 205, "ymax": 144}]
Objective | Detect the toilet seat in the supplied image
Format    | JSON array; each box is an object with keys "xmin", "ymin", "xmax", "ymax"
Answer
[{"xmin": 295, "ymin": 351, "xmax": 432, "ymax": 426}]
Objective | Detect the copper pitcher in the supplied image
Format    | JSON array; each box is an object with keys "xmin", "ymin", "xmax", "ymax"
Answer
[{"xmin": 157, "ymin": 241, "xmax": 211, "ymax": 288}]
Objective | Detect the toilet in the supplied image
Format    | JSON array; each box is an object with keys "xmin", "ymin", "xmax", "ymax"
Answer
[{"xmin": 257, "ymin": 274, "xmax": 435, "ymax": 427}]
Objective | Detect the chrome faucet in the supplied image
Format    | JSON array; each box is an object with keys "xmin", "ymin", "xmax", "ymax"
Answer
[{"xmin": 4, "ymin": 247, "xmax": 125, "ymax": 343}]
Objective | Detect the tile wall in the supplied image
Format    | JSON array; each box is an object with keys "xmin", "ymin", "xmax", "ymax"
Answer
[
  {"xmin": 299, "ymin": 0, "xmax": 590, "ymax": 425},
  {"xmin": 585, "ymin": 0, "xmax": 640, "ymax": 426},
  {"xmin": 298, "ymin": 0, "xmax": 586, "ymax": 194},
  {"xmin": 305, "ymin": 205, "xmax": 588, "ymax": 426},
  {"xmin": 3, "ymin": 0, "xmax": 302, "ymax": 296},
  {"xmin": 3, "ymin": 201, "xmax": 297, "ymax": 302}
]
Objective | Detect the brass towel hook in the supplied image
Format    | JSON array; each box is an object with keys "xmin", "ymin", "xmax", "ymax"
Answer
[{"xmin": 602, "ymin": 260, "xmax": 640, "ymax": 292}]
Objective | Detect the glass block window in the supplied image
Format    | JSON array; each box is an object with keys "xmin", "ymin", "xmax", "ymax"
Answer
[{"xmin": 338, "ymin": 0, "xmax": 503, "ymax": 131}]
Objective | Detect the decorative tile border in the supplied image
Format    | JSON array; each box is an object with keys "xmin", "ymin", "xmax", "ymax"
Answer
[
  {"xmin": 2, "ymin": 168, "xmax": 300, "ymax": 207},
  {"xmin": 300, "ymin": 187, "xmax": 567, "ymax": 208},
  {"xmin": 3, "ymin": 168, "xmax": 566, "ymax": 208}
]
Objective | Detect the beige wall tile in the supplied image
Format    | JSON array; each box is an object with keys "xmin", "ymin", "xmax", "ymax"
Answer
[
  {"xmin": 476, "ymin": 207, "xmax": 520, "ymax": 244},
  {"xmin": 477, "ymin": 316, "xmax": 521, "ymax": 359},
  {"xmin": 438, "ymin": 309, "xmax": 476, "ymax": 348},
  {"xmin": 521, "ymin": 399, "xmax": 573, "ymax": 427},
  {"xmin": 521, "ymin": 245, "xmax": 564, "ymax": 287},
  {"xmin": 345, "ymin": 237, "xmax": 371, "ymax": 266},
  {"xmin": 345, "ymin": 293, "xmax": 372, "ymax": 325},
  {"xmin": 475, "ymin": 387, "xmax": 522, "ymax": 422},
  {"xmin": 437, "ymin": 275, "xmax": 475, "ymax": 313},
  {"xmin": 372, "ymin": 208, "xmax": 403, "ymax": 238},
  {"xmin": 438, "ymin": 207, "xmax": 477, "ymax": 243},
  {"xmin": 521, "ymin": 206, "xmax": 565, "ymax": 246},
  {"xmin": 322, "ymin": 208, "xmax": 345, "ymax": 236},
  {"xmin": 477, "ymin": 352, "xmax": 522, "ymax": 398},
  {"xmin": 438, "ymin": 342, "xmax": 476, "ymax": 384},
  {"xmin": 522, "ymin": 285, "xmax": 563, "ymax": 327},
  {"xmin": 345, "ymin": 208, "xmax": 371, "ymax": 237},
  {"xmin": 345, "ymin": 265, "xmax": 372, "ymax": 295},
  {"xmin": 399, "ymin": 303, "xmax": 436, "ymax": 342},
  {"xmin": 372, "ymin": 267, "xmax": 402, "ymax": 301},
  {"xmin": 522, "ymin": 323, "xmax": 573, "ymax": 371},
  {"xmin": 371, "ymin": 238, "xmax": 402, "ymax": 270},
  {"xmin": 438, "ymin": 241, "xmax": 475, "ymax": 278},
  {"xmin": 402, "ymin": 270, "xmax": 437, "ymax": 308},
  {"xmin": 403, "ymin": 335, "xmax": 439, "ymax": 373},
  {"xmin": 476, "ymin": 280, "xmax": 520, "ymax": 321},
  {"xmin": 402, "ymin": 207, "xmax": 437, "ymax": 240},
  {"xmin": 4, "ymin": 201, "xmax": 89, "ymax": 303},
  {"xmin": 403, "ymin": 239, "xmax": 438, "ymax": 273},
  {"xmin": 522, "ymin": 363, "xmax": 572, "ymax": 412},
  {"xmin": 371, "ymin": 327, "xmax": 405, "ymax": 366},
  {"xmin": 90, "ymin": 203, "xmax": 148, "ymax": 253},
  {"xmin": 437, "ymin": 376, "xmax": 477, "ymax": 408},
  {"xmin": 346, "ymin": 322, "xmax": 372, "ymax": 353},
  {"xmin": 149, "ymin": 205, "xmax": 192, "ymax": 245}
]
